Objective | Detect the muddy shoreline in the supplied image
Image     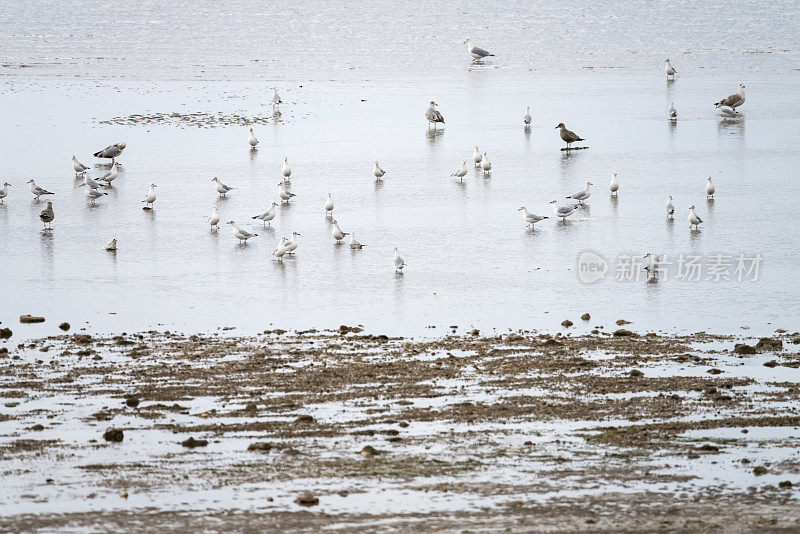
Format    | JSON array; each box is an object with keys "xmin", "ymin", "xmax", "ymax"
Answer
[{"xmin": 1, "ymin": 327, "xmax": 800, "ymax": 532}]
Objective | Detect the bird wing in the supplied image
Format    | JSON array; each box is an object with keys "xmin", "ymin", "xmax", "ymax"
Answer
[
  {"xmin": 471, "ymin": 46, "xmax": 493, "ymax": 57},
  {"xmin": 563, "ymin": 129, "xmax": 583, "ymax": 142}
]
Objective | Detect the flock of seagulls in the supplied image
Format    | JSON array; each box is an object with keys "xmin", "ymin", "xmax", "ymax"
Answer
[{"xmin": 2, "ymin": 49, "xmax": 746, "ymax": 274}]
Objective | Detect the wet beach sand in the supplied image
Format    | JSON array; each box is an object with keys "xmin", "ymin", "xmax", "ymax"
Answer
[{"xmin": 1, "ymin": 326, "xmax": 800, "ymax": 532}]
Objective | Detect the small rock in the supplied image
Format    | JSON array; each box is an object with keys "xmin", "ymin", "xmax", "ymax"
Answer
[
  {"xmin": 19, "ymin": 315, "xmax": 45, "ymax": 324},
  {"xmin": 103, "ymin": 428, "xmax": 124, "ymax": 442},
  {"xmin": 30, "ymin": 424, "xmax": 45, "ymax": 431},
  {"xmin": 756, "ymin": 338, "xmax": 783, "ymax": 352},
  {"xmin": 58, "ymin": 322, "xmax": 71, "ymax": 331},
  {"xmin": 244, "ymin": 402, "xmax": 258, "ymax": 412},
  {"xmin": 779, "ymin": 480, "xmax": 793, "ymax": 489},
  {"xmin": 72, "ymin": 334, "xmax": 93, "ymax": 344},
  {"xmin": 0, "ymin": 347, "xmax": 8, "ymax": 355},
  {"xmin": 360, "ymin": 445, "xmax": 379, "ymax": 457},
  {"xmin": 295, "ymin": 493, "xmax": 319, "ymax": 506},
  {"xmin": 125, "ymin": 397, "xmax": 140, "ymax": 408},
  {"xmin": 753, "ymin": 466, "xmax": 768, "ymax": 476},
  {"xmin": 763, "ymin": 360, "xmax": 778, "ymax": 368},
  {"xmin": 697, "ymin": 444, "xmax": 720, "ymax": 453},
  {"xmin": 181, "ymin": 437, "xmax": 209, "ymax": 448},
  {"xmin": 247, "ymin": 442, "xmax": 273, "ymax": 452},
  {"xmin": 469, "ymin": 329, "xmax": 480, "ymax": 336},
  {"xmin": 561, "ymin": 320, "xmax": 573, "ymax": 327},
  {"xmin": 733, "ymin": 343, "xmax": 756, "ymax": 355},
  {"xmin": 616, "ymin": 319, "xmax": 631, "ymax": 326},
  {"xmin": 375, "ymin": 335, "xmax": 389, "ymax": 343},
  {"xmin": 294, "ymin": 415, "xmax": 315, "ymax": 424},
  {"xmin": 581, "ymin": 313, "xmax": 591, "ymax": 321},
  {"xmin": 707, "ymin": 368, "xmax": 723, "ymax": 375},
  {"xmin": 613, "ymin": 329, "xmax": 635, "ymax": 337},
  {"xmin": 628, "ymin": 369, "xmax": 644, "ymax": 378},
  {"xmin": 0, "ymin": 328, "xmax": 11, "ymax": 339}
]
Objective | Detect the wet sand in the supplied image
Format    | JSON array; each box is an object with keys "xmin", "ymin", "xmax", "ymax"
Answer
[{"xmin": 2, "ymin": 326, "xmax": 799, "ymax": 532}]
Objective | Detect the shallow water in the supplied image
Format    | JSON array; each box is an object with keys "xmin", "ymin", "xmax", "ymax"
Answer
[{"xmin": 1, "ymin": 2, "xmax": 800, "ymax": 337}]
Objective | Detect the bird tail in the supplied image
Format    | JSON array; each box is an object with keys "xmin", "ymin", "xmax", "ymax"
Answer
[
  {"xmin": 251, "ymin": 216, "xmax": 258, "ymax": 219},
  {"xmin": 488, "ymin": 53, "xmax": 495, "ymax": 56},
  {"xmin": 543, "ymin": 216, "xmax": 549, "ymax": 219},
  {"xmin": 93, "ymin": 150, "xmax": 101, "ymax": 157},
  {"xmin": 577, "ymin": 137, "xmax": 585, "ymax": 141}
]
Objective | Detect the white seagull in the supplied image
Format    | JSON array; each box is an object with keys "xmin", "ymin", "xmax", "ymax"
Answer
[
  {"xmin": 425, "ymin": 101, "xmax": 445, "ymax": 129},
  {"xmin": 272, "ymin": 236, "xmax": 288, "ymax": 261},
  {"xmin": 98, "ymin": 162, "xmax": 120, "ymax": 186},
  {"xmin": 248, "ymin": 128, "xmax": 259, "ymax": 148},
  {"xmin": 278, "ymin": 182, "xmax": 296, "ymax": 203},
  {"xmin": 252, "ymin": 202, "xmax": 278, "ymax": 227},
  {"xmin": 464, "ymin": 39, "xmax": 494, "ymax": 60},
  {"xmin": 142, "ymin": 183, "xmax": 157, "ymax": 209},
  {"xmin": 78, "ymin": 173, "xmax": 103, "ymax": 190},
  {"xmin": 668, "ymin": 102, "xmax": 677, "ymax": 121},
  {"xmin": 84, "ymin": 186, "xmax": 108, "ymax": 205},
  {"xmin": 688, "ymin": 205, "xmax": 703, "ymax": 230},
  {"xmin": 472, "ymin": 146, "xmax": 483, "ymax": 168},
  {"xmin": 481, "ymin": 152, "xmax": 492, "ymax": 175},
  {"xmin": 451, "ymin": 160, "xmax": 468, "ymax": 181},
  {"xmin": 212, "ymin": 177, "xmax": 235, "ymax": 197},
  {"xmin": 705, "ymin": 177, "xmax": 715, "ymax": 198},
  {"xmin": 209, "ymin": 206, "xmax": 220, "ymax": 231},
  {"xmin": 0, "ymin": 182, "xmax": 9, "ymax": 203},
  {"xmin": 666, "ymin": 196, "xmax": 675, "ymax": 218},
  {"xmin": 665, "ymin": 59, "xmax": 676, "ymax": 79},
  {"xmin": 518, "ymin": 207, "xmax": 548, "ymax": 228},
  {"xmin": 609, "ymin": 172, "xmax": 619, "ymax": 196},
  {"xmin": 72, "ymin": 155, "xmax": 89, "ymax": 176},
  {"xmin": 331, "ymin": 219, "xmax": 349, "ymax": 243},
  {"xmin": 715, "ymin": 103, "xmax": 737, "ymax": 119},
  {"xmin": 228, "ymin": 220, "xmax": 257, "ymax": 244},
  {"xmin": 281, "ymin": 158, "xmax": 292, "ymax": 180},
  {"xmin": 349, "ymin": 233, "xmax": 365, "ymax": 249},
  {"xmin": 550, "ymin": 200, "xmax": 577, "ymax": 221},
  {"xmin": 523, "ymin": 106, "xmax": 531, "ymax": 128},
  {"xmin": 271, "ymin": 88, "xmax": 282, "ymax": 108},
  {"xmin": 567, "ymin": 182, "xmax": 593, "ymax": 204},
  {"xmin": 394, "ymin": 247, "xmax": 406, "ymax": 273},
  {"xmin": 373, "ymin": 161, "xmax": 386, "ymax": 180},
  {"xmin": 27, "ymin": 180, "xmax": 54, "ymax": 200},
  {"xmin": 324, "ymin": 194, "xmax": 334, "ymax": 216},
  {"xmin": 285, "ymin": 232, "xmax": 300, "ymax": 254}
]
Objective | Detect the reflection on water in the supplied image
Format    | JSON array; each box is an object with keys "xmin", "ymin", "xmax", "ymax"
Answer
[
  {"xmin": 717, "ymin": 115, "xmax": 745, "ymax": 138},
  {"xmin": 426, "ymin": 128, "xmax": 444, "ymax": 143}
]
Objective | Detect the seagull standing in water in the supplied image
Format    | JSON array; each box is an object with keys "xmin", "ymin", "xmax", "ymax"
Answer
[
  {"xmin": 425, "ymin": 101, "xmax": 445, "ymax": 129},
  {"xmin": 271, "ymin": 88, "xmax": 282, "ymax": 109},
  {"xmin": 212, "ymin": 177, "xmax": 235, "ymax": 197},
  {"xmin": 142, "ymin": 183, "xmax": 157, "ymax": 209},
  {"xmin": 324, "ymin": 194, "xmax": 334, "ymax": 217},
  {"xmin": 523, "ymin": 106, "xmax": 532, "ymax": 129},
  {"xmin": 39, "ymin": 201, "xmax": 54, "ymax": 230},
  {"xmin": 472, "ymin": 146, "xmax": 483, "ymax": 168},
  {"xmin": 688, "ymin": 205, "xmax": 703, "ymax": 230},
  {"xmin": 27, "ymin": 180, "xmax": 54, "ymax": 200},
  {"xmin": 715, "ymin": 103, "xmax": 737, "ymax": 119},
  {"xmin": 285, "ymin": 232, "xmax": 300, "ymax": 254},
  {"xmin": 666, "ymin": 196, "xmax": 675, "ymax": 218},
  {"xmin": 93, "ymin": 142, "xmax": 126, "ymax": 165},
  {"xmin": 98, "ymin": 162, "xmax": 120, "ymax": 186},
  {"xmin": 84, "ymin": 186, "xmax": 108, "ymax": 205},
  {"xmin": 252, "ymin": 202, "xmax": 277, "ymax": 227},
  {"xmin": 665, "ymin": 59, "xmax": 676, "ymax": 79},
  {"xmin": 567, "ymin": 182, "xmax": 593, "ymax": 204},
  {"xmin": 278, "ymin": 182, "xmax": 295, "ymax": 203},
  {"xmin": 451, "ymin": 160, "xmax": 468, "ymax": 181},
  {"xmin": 550, "ymin": 200, "xmax": 577, "ymax": 221},
  {"xmin": 331, "ymin": 219, "xmax": 349, "ymax": 243},
  {"xmin": 609, "ymin": 173, "xmax": 619, "ymax": 196},
  {"xmin": 481, "ymin": 153, "xmax": 492, "ymax": 175},
  {"xmin": 464, "ymin": 39, "xmax": 494, "ymax": 60},
  {"xmin": 668, "ymin": 102, "xmax": 677, "ymax": 121},
  {"xmin": 72, "ymin": 155, "xmax": 89, "ymax": 176},
  {"xmin": 394, "ymin": 247, "xmax": 405, "ymax": 273},
  {"xmin": 79, "ymin": 173, "xmax": 103, "ymax": 190},
  {"xmin": 248, "ymin": 128, "xmax": 259, "ymax": 149},
  {"xmin": 349, "ymin": 233, "xmax": 365, "ymax": 249},
  {"xmin": 705, "ymin": 177, "xmax": 715, "ymax": 198},
  {"xmin": 228, "ymin": 220, "xmax": 257, "ymax": 244},
  {"xmin": 209, "ymin": 206, "xmax": 220, "ymax": 231},
  {"xmin": 373, "ymin": 161, "xmax": 386, "ymax": 180},
  {"xmin": 272, "ymin": 236, "xmax": 288, "ymax": 260},
  {"xmin": 0, "ymin": 182, "xmax": 9, "ymax": 203},
  {"xmin": 281, "ymin": 158, "xmax": 292, "ymax": 181},
  {"xmin": 518, "ymin": 207, "xmax": 548, "ymax": 228},
  {"xmin": 715, "ymin": 83, "xmax": 745, "ymax": 112},
  {"xmin": 556, "ymin": 123, "xmax": 585, "ymax": 149}
]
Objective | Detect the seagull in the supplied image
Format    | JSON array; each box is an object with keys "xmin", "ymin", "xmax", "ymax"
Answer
[
  {"xmin": 688, "ymin": 205, "xmax": 702, "ymax": 230},
  {"xmin": 523, "ymin": 106, "xmax": 531, "ymax": 129},
  {"xmin": 550, "ymin": 200, "xmax": 577, "ymax": 221},
  {"xmin": 425, "ymin": 101, "xmax": 445, "ymax": 129},
  {"xmin": 373, "ymin": 161, "xmax": 386, "ymax": 180},
  {"xmin": 643, "ymin": 253, "xmax": 661, "ymax": 281},
  {"xmin": 98, "ymin": 162, "xmax": 120, "ymax": 186},
  {"xmin": 609, "ymin": 172, "xmax": 619, "ymax": 196},
  {"xmin": 668, "ymin": 102, "xmax": 677, "ymax": 121},
  {"xmin": 72, "ymin": 155, "xmax": 89, "ymax": 176},
  {"xmin": 715, "ymin": 103, "xmax": 737, "ymax": 119},
  {"xmin": 481, "ymin": 153, "xmax": 492, "ymax": 175},
  {"xmin": 666, "ymin": 195, "xmax": 675, "ymax": 218},
  {"xmin": 142, "ymin": 183, "xmax": 157, "ymax": 209},
  {"xmin": 518, "ymin": 207, "xmax": 548, "ymax": 228},
  {"xmin": 715, "ymin": 84, "xmax": 745, "ymax": 112},
  {"xmin": 665, "ymin": 59, "xmax": 676, "ymax": 79},
  {"xmin": 394, "ymin": 247, "xmax": 405, "ymax": 273},
  {"xmin": 472, "ymin": 146, "xmax": 483, "ymax": 168},
  {"xmin": 79, "ymin": 173, "xmax": 103, "ymax": 190},
  {"xmin": 248, "ymin": 128, "xmax": 259, "ymax": 149},
  {"xmin": 464, "ymin": 38, "xmax": 494, "ymax": 60},
  {"xmin": 278, "ymin": 182, "xmax": 296, "ymax": 203},
  {"xmin": 39, "ymin": 201, "xmax": 54, "ymax": 230},
  {"xmin": 84, "ymin": 186, "xmax": 108, "ymax": 205},
  {"xmin": 324, "ymin": 194, "xmax": 334, "ymax": 217},
  {"xmin": 27, "ymin": 180, "xmax": 54, "ymax": 200},
  {"xmin": 451, "ymin": 160, "xmax": 468, "ymax": 181},
  {"xmin": 0, "ymin": 182, "xmax": 9, "ymax": 203},
  {"xmin": 211, "ymin": 177, "xmax": 234, "ymax": 197},
  {"xmin": 285, "ymin": 232, "xmax": 300, "ymax": 254},
  {"xmin": 556, "ymin": 123, "xmax": 585, "ymax": 149},
  {"xmin": 105, "ymin": 239, "xmax": 117, "ymax": 252},
  {"xmin": 567, "ymin": 182, "xmax": 593, "ymax": 204},
  {"xmin": 705, "ymin": 177, "xmax": 715, "ymax": 199},
  {"xmin": 271, "ymin": 88, "xmax": 282, "ymax": 109},
  {"xmin": 209, "ymin": 206, "xmax": 220, "ymax": 231},
  {"xmin": 252, "ymin": 202, "xmax": 278, "ymax": 227},
  {"xmin": 349, "ymin": 233, "xmax": 365, "ymax": 249},
  {"xmin": 272, "ymin": 236, "xmax": 288, "ymax": 261},
  {"xmin": 93, "ymin": 142, "xmax": 126, "ymax": 165},
  {"xmin": 331, "ymin": 219, "xmax": 349, "ymax": 243},
  {"xmin": 227, "ymin": 220, "xmax": 257, "ymax": 244},
  {"xmin": 282, "ymin": 158, "xmax": 292, "ymax": 180}
]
